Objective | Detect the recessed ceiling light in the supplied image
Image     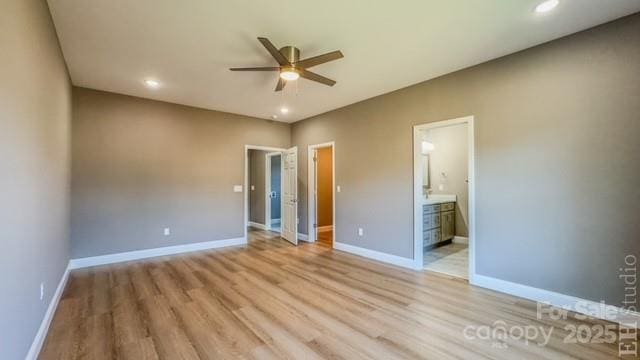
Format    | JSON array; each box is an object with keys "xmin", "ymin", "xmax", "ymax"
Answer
[
  {"xmin": 535, "ymin": 0, "xmax": 559, "ymax": 13},
  {"xmin": 144, "ymin": 79, "xmax": 160, "ymax": 88},
  {"xmin": 280, "ymin": 107, "xmax": 289, "ymax": 114}
]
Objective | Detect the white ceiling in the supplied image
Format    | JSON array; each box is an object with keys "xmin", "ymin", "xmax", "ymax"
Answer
[{"xmin": 47, "ymin": 0, "xmax": 640, "ymax": 122}]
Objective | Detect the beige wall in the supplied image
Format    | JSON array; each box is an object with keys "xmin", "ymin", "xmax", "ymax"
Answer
[
  {"xmin": 71, "ymin": 88, "xmax": 290, "ymax": 257},
  {"xmin": 249, "ymin": 149, "xmax": 267, "ymax": 225},
  {"xmin": 317, "ymin": 147, "xmax": 333, "ymax": 227},
  {"xmin": 291, "ymin": 14, "xmax": 640, "ymax": 307},
  {"xmin": 0, "ymin": 0, "xmax": 72, "ymax": 358},
  {"xmin": 424, "ymin": 124, "xmax": 469, "ymax": 236}
]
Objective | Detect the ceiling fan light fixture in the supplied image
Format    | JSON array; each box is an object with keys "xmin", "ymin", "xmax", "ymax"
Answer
[{"xmin": 279, "ymin": 67, "xmax": 299, "ymax": 81}]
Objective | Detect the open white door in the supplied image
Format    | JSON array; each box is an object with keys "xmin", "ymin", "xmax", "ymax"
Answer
[
  {"xmin": 281, "ymin": 147, "xmax": 298, "ymax": 245},
  {"xmin": 311, "ymin": 149, "xmax": 318, "ymax": 242}
]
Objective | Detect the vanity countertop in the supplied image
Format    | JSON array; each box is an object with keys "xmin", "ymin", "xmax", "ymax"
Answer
[{"xmin": 422, "ymin": 194, "xmax": 457, "ymax": 205}]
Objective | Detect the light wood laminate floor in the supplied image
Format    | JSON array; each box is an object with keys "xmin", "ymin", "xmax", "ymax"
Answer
[
  {"xmin": 317, "ymin": 229, "xmax": 333, "ymax": 247},
  {"xmin": 40, "ymin": 230, "xmax": 628, "ymax": 359}
]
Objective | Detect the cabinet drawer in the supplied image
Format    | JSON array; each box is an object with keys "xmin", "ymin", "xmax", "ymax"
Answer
[
  {"xmin": 423, "ymin": 214, "xmax": 432, "ymax": 229},
  {"xmin": 423, "ymin": 214, "xmax": 440, "ymax": 230},
  {"xmin": 422, "ymin": 204, "xmax": 441, "ymax": 214},
  {"xmin": 423, "ymin": 230, "xmax": 432, "ymax": 245},
  {"xmin": 441, "ymin": 202, "xmax": 455, "ymax": 211},
  {"xmin": 424, "ymin": 229, "xmax": 441, "ymax": 246},
  {"xmin": 432, "ymin": 213, "xmax": 441, "ymax": 227}
]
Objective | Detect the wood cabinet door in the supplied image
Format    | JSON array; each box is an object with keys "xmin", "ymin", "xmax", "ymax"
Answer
[{"xmin": 442, "ymin": 211, "xmax": 455, "ymax": 240}]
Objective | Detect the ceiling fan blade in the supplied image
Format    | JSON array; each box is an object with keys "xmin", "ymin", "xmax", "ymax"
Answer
[
  {"xmin": 229, "ymin": 67, "xmax": 280, "ymax": 71},
  {"xmin": 275, "ymin": 78, "xmax": 286, "ymax": 91},
  {"xmin": 257, "ymin": 37, "xmax": 290, "ymax": 66},
  {"xmin": 299, "ymin": 69, "xmax": 336, "ymax": 86},
  {"xmin": 295, "ymin": 50, "xmax": 344, "ymax": 69}
]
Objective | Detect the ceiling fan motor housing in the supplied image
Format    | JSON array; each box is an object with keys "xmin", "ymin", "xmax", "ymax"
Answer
[{"xmin": 280, "ymin": 46, "xmax": 300, "ymax": 64}]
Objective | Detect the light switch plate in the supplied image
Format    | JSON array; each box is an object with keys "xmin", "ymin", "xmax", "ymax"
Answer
[
  {"xmin": 233, "ymin": 185, "xmax": 243, "ymax": 192},
  {"xmin": 337, "ymin": 185, "xmax": 341, "ymax": 193},
  {"xmin": 251, "ymin": 185, "xmax": 255, "ymax": 191}
]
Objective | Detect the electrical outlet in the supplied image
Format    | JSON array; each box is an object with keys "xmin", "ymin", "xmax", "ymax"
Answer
[
  {"xmin": 358, "ymin": 228, "xmax": 363, "ymax": 236},
  {"xmin": 164, "ymin": 227, "xmax": 170, "ymax": 236},
  {"xmin": 40, "ymin": 282, "xmax": 44, "ymax": 301}
]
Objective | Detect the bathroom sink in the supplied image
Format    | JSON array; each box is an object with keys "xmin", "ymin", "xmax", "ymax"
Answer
[{"xmin": 423, "ymin": 194, "xmax": 456, "ymax": 205}]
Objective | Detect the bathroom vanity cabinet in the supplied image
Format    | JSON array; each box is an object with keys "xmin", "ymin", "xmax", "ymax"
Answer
[{"xmin": 423, "ymin": 201, "xmax": 455, "ymax": 248}]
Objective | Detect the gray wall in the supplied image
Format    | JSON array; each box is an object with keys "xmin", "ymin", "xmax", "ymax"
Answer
[
  {"xmin": 270, "ymin": 155, "xmax": 281, "ymax": 220},
  {"xmin": 249, "ymin": 149, "xmax": 267, "ymax": 224},
  {"xmin": 425, "ymin": 124, "xmax": 469, "ymax": 236},
  {"xmin": 291, "ymin": 14, "xmax": 640, "ymax": 307},
  {"xmin": 71, "ymin": 88, "xmax": 290, "ymax": 258},
  {"xmin": 249, "ymin": 151, "xmax": 283, "ymax": 225},
  {"xmin": 0, "ymin": 0, "xmax": 71, "ymax": 358}
]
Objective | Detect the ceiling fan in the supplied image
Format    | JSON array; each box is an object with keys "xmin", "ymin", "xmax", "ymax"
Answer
[{"xmin": 230, "ymin": 37, "xmax": 344, "ymax": 91}]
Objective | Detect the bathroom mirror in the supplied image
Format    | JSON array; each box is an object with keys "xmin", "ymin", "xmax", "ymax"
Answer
[
  {"xmin": 420, "ymin": 139, "xmax": 434, "ymax": 193},
  {"xmin": 422, "ymin": 154, "xmax": 430, "ymax": 189}
]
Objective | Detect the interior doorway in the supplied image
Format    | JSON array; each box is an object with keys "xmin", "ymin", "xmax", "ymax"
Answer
[
  {"xmin": 413, "ymin": 117, "xmax": 475, "ymax": 279},
  {"xmin": 265, "ymin": 152, "xmax": 282, "ymax": 233},
  {"xmin": 247, "ymin": 147, "xmax": 283, "ymax": 232},
  {"xmin": 307, "ymin": 142, "xmax": 335, "ymax": 247},
  {"xmin": 244, "ymin": 145, "xmax": 294, "ymax": 243}
]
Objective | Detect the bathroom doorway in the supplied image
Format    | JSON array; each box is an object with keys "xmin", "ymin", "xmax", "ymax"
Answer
[
  {"xmin": 307, "ymin": 142, "xmax": 335, "ymax": 247},
  {"xmin": 413, "ymin": 117, "xmax": 475, "ymax": 279}
]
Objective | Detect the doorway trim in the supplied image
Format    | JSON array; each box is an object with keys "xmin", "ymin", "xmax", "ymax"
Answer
[
  {"xmin": 244, "ymin": 145, "xmax": 286, "ymax": 240},
  {"xmin": 307, "ymin": 141, "xmax": 336, "ymax": 245},
  {"xmin": 412, "ymin": 116, "xmax": 476, "ymax": 279},
  {"xmin": 264, "ymin": 151, "xmax": 281, "ymax": 233}
]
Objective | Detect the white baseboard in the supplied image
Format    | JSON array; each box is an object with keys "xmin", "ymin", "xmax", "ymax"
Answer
[
  {"xmin": 69, "ymin": 237, "xmax": 247, "ymax": 269},
  {"xmin": 334, "ymin": 242, "xmax": 417, "ymax": 270},
  {"xmin": 453, "ymin": 236, "xmax": 468, "ymax": 244},
  {"xmin": 318, "ymin": 225, "xmax": 333, "ymax": 233},
  {"xmin": 26, "ymin": 264, "xmax": 70, "ymax": 360},
  {"xmin": 472, "ymin": 274, "xmax": 640, "ymax": 328},
  {"xmin": 248, "ymin": 221, "xmax": 267, "ymax": 230},
  {"xmin": 298, "ymin": 233, "xmax": 309, "ymax": 242}
]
